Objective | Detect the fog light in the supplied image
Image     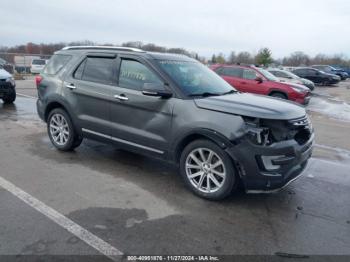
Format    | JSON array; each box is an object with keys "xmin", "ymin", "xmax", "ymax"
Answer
[{"xmin": 261, "ymin": 155, "xmax": 285, "ymax": 170}]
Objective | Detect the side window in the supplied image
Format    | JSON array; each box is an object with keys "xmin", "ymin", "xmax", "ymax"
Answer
[
  {"xmin": 270, "ymin": 71, "xmax": 281, "ymax": 77},
  {"xmin": 43, "ymin": 54, "xmax": 72, "ymax": 75},
  {"xmin": 214, "ymin": 67, "xmax": 224, "ymax": 75},
  {"xmin": 294, "ymin": 69, "xmax": 304, "ymax": 75},
  {"xmin": 73, "ymin": 60, "xmax": 86, "ymax": 80},
  {"xmin": 275, "ymin": 71, "xmax": 287, "ymax": 78},
  {"xmin": 307, "ymin": 69, "xmax": 316, "ymax": 75},
  {"xmin": 81, "ymin": 57, "xmax": 115, "ymax": 85},
  {"xmin": 118, "ymin": 59, "xmax": 162, "ymax": 90},
  {"xmin": 242, "ymin": 69, "xmax": 257, "ymax": 80},
  {"xmin": 221, "ymin": 67, "xmax": 242, "ymax": 77}
]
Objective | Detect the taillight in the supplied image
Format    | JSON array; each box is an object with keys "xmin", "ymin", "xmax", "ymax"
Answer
[{"xmin": 35, "ymin": 75, "xmax": 43, "ymax": 88}]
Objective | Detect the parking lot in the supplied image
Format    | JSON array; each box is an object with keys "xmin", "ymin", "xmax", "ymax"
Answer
[{"xmin": 1, "ymin": 77, "xmax": 350, "ymax": 261}]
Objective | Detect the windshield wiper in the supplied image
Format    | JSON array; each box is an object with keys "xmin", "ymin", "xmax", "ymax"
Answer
[
  {"xmin": 221, "ymin": 90, "xmax": 237, "ymax": 95},
  {"xmin": 188, "ymin": 92, "xmax": 222, "ymax": 97}
]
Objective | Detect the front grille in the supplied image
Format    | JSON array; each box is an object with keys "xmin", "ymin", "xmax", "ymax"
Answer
[{"xmin": 0, "ymin": 82, "xmax": 12, "ymax": 90}]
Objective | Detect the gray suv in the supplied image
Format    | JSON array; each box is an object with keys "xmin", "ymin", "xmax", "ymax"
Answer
[{"xmin": 36, "ymin": 46, "xmax": 314, "ymax": 200}]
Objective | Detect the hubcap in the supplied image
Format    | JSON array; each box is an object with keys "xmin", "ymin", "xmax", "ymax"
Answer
[
  {"xmin": 49, "ymin": 113, "xmax": 69, "ymax": 146},
  {"xmin": 185, "ymin": 148, "xmax": 226, "ymax": 193}
]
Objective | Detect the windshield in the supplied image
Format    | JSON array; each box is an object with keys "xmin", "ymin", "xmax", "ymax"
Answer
[
  {"xmin": 282, "ymin": 70, "xmax": 301, "ymax": 80},
  {"xmin": 256, "ymin": 68, "xmax": 279, "ymax": 81},
  {"xmin": 156, "ymin": 60, "xmax": 235, "ymax": 97},
  {"xmin": 32, "ymin": 59, "xmax": 46, "ymax": 65}
]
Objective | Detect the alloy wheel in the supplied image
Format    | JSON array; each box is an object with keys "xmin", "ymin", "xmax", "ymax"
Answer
[
  {"xmin": 185, "ymin": 148, "xmax": 226, "ymax": 193},
  {"xmin": 49, "ymin": 113, "xmax": 70, "ymax": 146}
]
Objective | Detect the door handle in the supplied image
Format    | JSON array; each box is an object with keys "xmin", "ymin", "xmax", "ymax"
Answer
[
  {"xmin": 65, "ymin": 83, "xmax": 76, "ymax": 89},
  {"xmin": 114, "ymin": 94, "xmax": 129, "ymax": 101}
]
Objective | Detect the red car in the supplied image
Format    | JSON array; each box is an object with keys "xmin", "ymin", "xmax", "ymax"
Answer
[{"xmin": 210, "ymin": 64, "xmax": 311, "ymax": 104}]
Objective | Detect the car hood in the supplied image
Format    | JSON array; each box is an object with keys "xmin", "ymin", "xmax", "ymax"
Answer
[
  {"xmin": 301, "ymin": 78, "xmax": 314, "ymax": 85},
  {"xmin": 280, "ymin": 81, "xmax": 309, "ymax": 91},
  {"xmin": 0, "ymin": 68, "xmax": 11, "ymax": 79},
  {"xmin": 324, "ymin": 72, "xmax": 340, "ymax": 78},
  {"xmin": 277, "ymin": 77, "xmax": 302, "ymax": 85},
  {"xmin": 194, "ymin": 93, "xmax": 306, "ymax": 120}
]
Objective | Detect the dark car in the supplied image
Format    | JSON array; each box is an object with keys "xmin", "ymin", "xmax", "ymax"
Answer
[
  {"xmin": 332, "ymin": 65, "xmax": 350, "ymax": 76},
  {"xmin": 211, "ymin": 64, "xmax": 311, "ymax": 104},
  {"xmin": 0, "ymin": 66, "xmax": 16, "ymax": 103},
  {"xmin": 311, "ymin": 65, "xmax": 348, "ymax": 80},
  {"xmin": 292, "ymin": 67, "xmax": 340, "ymax": 85},
  {"xmin": 36, "ymin": 46, "xmax": 314, "ymax": 200}
]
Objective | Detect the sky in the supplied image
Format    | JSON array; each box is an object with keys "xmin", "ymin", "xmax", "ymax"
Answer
[{"xmin": 1, "ymin": 0, "xmax": 350, "ymax": 58}]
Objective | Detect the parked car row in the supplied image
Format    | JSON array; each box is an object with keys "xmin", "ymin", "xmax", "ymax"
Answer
[
  {"xmin": 210, "ymin": 64, "xmax": 311, "ymax": 105},
  {"xmin": 208, "ymin": 61, "xmax": 350, "ymax": 105}
]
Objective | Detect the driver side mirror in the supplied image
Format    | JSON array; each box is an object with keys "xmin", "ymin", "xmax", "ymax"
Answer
[
  {"xmin": 142, "ymin": 83, "xmax": 173, "ymax": 98},
  {"xmin": 255, "ymin": 76, "xmax": 263, "ymax": 83}
]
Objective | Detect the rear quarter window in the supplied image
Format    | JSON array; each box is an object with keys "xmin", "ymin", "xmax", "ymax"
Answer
[{"xmin": 43, "ymin": 54, "xmax": 72, "ymax": 75}]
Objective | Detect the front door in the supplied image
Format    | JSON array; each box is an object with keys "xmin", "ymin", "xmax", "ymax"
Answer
[
  {"xmin": 109, "ymin": 56, "xmax": 174, "ymax": 157},
  {"xmin": 240, "ymin": 68, "xmax": 268, "ymax": 95}
]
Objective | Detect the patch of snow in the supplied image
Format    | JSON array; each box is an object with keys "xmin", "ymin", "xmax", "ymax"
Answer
[{"xmin": 308, "ymin": 97, "xmax": 350, "ymax": 122}]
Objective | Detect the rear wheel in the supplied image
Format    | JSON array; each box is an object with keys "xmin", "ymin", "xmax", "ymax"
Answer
[
  {"xmin": 2, "ymin": 89, "xmax": 16, "ymax": 104},
  {"xmin": 270, "ymin": 92, "xmax": 287, "ymax": 100},
  {"xmin": 180, "ymin": 139, "xmax": 238, "ymax": 200},
  {"xmin": 47, "ymin": 108, "xmax": 83, "ymax": 151}
]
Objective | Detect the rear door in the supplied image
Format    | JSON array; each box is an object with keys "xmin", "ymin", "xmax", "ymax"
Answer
[
  {"xmin": 109, "ymin": 55, "xmax": 174, "ymax": 157},
  {"xmin": 306, "ymin": 69, "xmax": 322, "ymax": 83},
  {"xmin": 63, "ymin": 53, "xmax": 117, "ymax": 135},
  {"xmin": 216, "ymin": 67, "xmax": 243, "ymax": 90}
]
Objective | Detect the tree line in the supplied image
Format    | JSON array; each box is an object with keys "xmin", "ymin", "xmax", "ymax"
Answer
[{"xmin": 1, "ymin": 41, "xmax": 349, "ymax": 68}]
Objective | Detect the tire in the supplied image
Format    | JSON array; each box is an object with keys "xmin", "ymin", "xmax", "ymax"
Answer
[
  {"xmin": 2, "ymin": 89, "xmax": 16, "ymax": 104},
  {"xmin": 323, "ymin": 80, "xmax": 330, "ymax": 86},
  {"xmin": 179, "ymin": 139, "xmax": 238, "ymax": 200},
  {"xmin": 270, "ymin": 92, "xmax": 287, "ymax": 100},
  {"xmin": 47, "ymin": 108, "xmax": 83, "ymax": 151}
]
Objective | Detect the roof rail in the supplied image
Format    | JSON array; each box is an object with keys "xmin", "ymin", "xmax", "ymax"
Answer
[{"xmin": 61, "ymin": 46, "xmax": 145, "ymax": 52}]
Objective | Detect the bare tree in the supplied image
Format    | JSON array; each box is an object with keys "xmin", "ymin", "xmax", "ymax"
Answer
[
  {"xmin": 228, "ymin": 51, "xmax": 236, "ymax": 64},
  {"xmin": 236, "ymin": 51, "xmax": 254, "ymax": 64},
  {"xmin": 283, "ymin": 51, "xmax": 310, "ymax": 66}
]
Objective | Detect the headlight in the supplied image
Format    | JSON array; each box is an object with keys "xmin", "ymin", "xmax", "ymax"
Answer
[{"xmin": 6, "ymin": 77, "xmax": 15, "ymax": 86}]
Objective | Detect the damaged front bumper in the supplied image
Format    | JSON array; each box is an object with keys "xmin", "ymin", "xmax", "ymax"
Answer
[{"xmin": 226, "ymin": 132, "xmax": 314, "ymax": 193}]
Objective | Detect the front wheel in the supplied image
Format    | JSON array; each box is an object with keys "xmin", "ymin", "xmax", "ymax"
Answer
[
  {"xmin": 180, "ymin": 139, "xmax": 238, "ymax": 200},
  {"xmin": 270, "ymin": 92, "xmax": 287, "ymax": 100},
  {"xmin": 47, "ymin": 108, "xmax": 83, "ymax": 151},
  {"xmin": 2, "ymin": 89, "xmax": 16, "ymax": 104}
]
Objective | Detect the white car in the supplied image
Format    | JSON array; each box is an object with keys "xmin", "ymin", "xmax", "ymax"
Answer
[
  {"xmin": 30, "ymin": 59, "xmax": 47, "ymax": 74},
  {"xmin": 268, "ymin": 68, "xmax": 315, "ymax": 90}
]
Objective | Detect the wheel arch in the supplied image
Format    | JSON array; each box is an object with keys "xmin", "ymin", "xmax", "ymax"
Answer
[
  {"xmin": 172, "ymin": 129, "xmax": 232, "ymax": 163},
  {"xmin": 268, "ymin": 89, "xmax": 288, "ymax": 99}
]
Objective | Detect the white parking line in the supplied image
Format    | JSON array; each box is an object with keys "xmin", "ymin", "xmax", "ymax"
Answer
[
  {"xmin": 0, "ymin": 176, "xmax": 123, "ymax": 260},
  {"xmin": 16, "ymin": 93, "xmax": 37, "ymax": 99}
]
